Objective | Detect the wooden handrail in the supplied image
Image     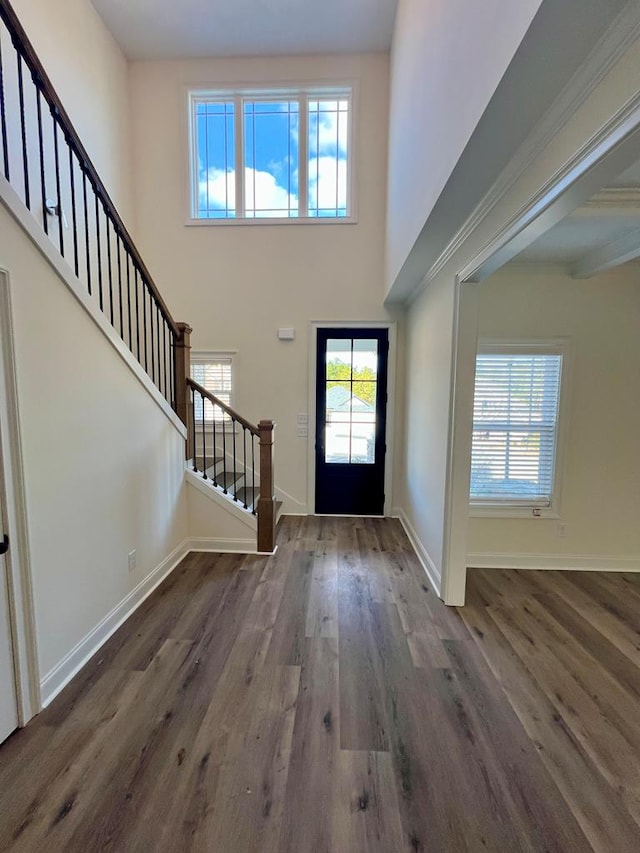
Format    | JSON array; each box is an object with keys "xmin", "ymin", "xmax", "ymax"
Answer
[
  {"xmin": 0, "ymin": 0, "xmax": 179, "ymax": 337},
  {"xmin": 186, "ymin": 377, "xmax": 259, "ymax": 435}
]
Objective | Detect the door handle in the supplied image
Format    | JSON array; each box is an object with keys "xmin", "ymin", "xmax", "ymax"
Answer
[{"xmin": 0, "ymin": 534, "xmax": 8, "ymax": 555}]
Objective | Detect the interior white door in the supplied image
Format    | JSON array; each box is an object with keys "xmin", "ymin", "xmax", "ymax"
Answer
[{"xmin": 0, "ymin": 494, "xmax": 18, "ymax": 744}]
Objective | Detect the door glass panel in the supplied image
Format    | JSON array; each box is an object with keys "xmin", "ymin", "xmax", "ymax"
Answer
[
  {"xmin": 350, "ymin": 422, "xmax": 375, "ymax": 464},
  {"xmin": 352, "ymin": 339, "xmax": 378, "ymax": 376},
  {"xmin": 326, "ymin": 339, "xmax": 352, "ymax": 378},
  {"xmin": 324, "ymin": 337, "xmax": 378, "ymax": 465}
]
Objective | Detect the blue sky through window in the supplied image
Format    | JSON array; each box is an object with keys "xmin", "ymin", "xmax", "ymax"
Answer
[{"xmin": 193, "ymin": 92, "xmax": 350, "ymax": 219}]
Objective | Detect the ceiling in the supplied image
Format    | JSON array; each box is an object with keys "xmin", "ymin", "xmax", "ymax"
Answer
[
  {"xmin": 90, "ymin": 0, "xmax": 398, "ymax": 60},
  {"xmin": 512, "ymin": 159, "xmax": 640, "ymax": 275}
]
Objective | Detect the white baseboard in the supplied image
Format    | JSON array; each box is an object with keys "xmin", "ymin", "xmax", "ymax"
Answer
[
  {"xmin": 40, "ymin": 538, "xmax": 190, "ymax": 707},
  {"xmin": 467, "ymin": 552, "xmax": 640, "ymax": 572},
  {"xmin": 187, "ymin": 536, "xmax": 270, "ymax": 554},
  {"xmin": 395, "ymin": 508, "xmax": 442, "ymax": 596}
]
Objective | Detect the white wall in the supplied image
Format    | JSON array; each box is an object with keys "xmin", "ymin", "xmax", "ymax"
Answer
[
  {"xmin": 129, "ymin": 53, "xmax": 402, "ymax": 512},
  {"xmin": 8, "ymin": 0, "xmax": 134, "ymax": 227},
  {"xmin": 468, "ymin": 264, "xmax": 640, "ymax": 565},
  {"xmin": 0, "ymin": 203, "xmax": 188, "ymax": 694},
  {"xmin": 385, "ymin": 0, "xmax": 542, "ymax": 290}
]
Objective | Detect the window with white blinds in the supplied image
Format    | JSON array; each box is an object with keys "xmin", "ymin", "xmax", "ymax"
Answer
[
  {"xmin": 470, "ymin": 350, "xmax": 563, "ymax": 506},
  {"xmin": 191, "ymin": 354, "xmax": 233, "ymax": 423}
]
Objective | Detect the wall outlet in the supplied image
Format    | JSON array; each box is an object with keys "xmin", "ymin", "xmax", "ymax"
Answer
[
  {"xmin": 297, "ymin": 425, "xmax": 308, "ymax": 437},
  {"xmin": 128, "ymin": 549, "xmax": 137, "ymax": 571},
  {"xmin": 557, "ymin": 523, "xmax": 567, "ymax": 539},
  {"xmin": 297, "ymin": 413, "xmax": 308, "ymax": 425}
]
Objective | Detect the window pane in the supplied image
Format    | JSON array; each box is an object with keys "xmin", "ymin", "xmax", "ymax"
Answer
[
  {"xmin": 195, "ymin": 100, "xmax": 235, "ymax": 219},
  {"xmin": 191, "ymin": 359, "xmax": 233, "ymax": 422},
  {"xmin": 308, "ymin": 99, "xmax": 349, "ymax": 218},
  {"xmin": 244, "ymin": 100, "xmax": 299, "ymax": 218},
  {"xmin": 470, "ymin": 353, "xmax": 562, "ymax": 504},
  {"xmin": 326, "ymin": 339, "xmax": 352, "ymax": 378}
]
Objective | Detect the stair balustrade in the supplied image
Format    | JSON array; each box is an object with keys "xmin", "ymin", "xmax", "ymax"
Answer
[{"xmin": 0, "ymin": 0, "xmax": 276, "ymax": 552}]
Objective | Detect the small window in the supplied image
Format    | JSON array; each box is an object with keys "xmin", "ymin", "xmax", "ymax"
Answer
[
  {"xmin": 470, "ymin": 346, "xmax": 564, "ymax": 509},
  {"xmin": 189, "ymin": 86, "xmax": 353, "ymax": 222},
  {"xmin": 190, "ymin": 352, "xmax": 233, "ymax": 423}
]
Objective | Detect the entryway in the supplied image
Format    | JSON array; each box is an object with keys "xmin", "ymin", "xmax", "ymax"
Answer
[{"xmin": 315, "ymin": 328, "xmax": 389, "ymax": 514}]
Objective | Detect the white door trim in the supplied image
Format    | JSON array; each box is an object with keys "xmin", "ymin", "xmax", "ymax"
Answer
[
  {"xmin": 0, "ymin": 269, "xmax": 41, "ymax": 724},
  {"xmin": 307, "ymin": 321, "xmax": 397, "ymax": 516}
]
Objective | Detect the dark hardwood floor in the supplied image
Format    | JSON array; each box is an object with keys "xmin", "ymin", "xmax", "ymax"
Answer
[{"xmin": 1, "ymin": 516, "xmax": 639, "ymax": 852}]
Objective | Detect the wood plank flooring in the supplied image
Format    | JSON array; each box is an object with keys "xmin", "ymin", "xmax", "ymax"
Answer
[{"xmin": 1, "ymin": 517, "xmax": 639, "ymax": 851}]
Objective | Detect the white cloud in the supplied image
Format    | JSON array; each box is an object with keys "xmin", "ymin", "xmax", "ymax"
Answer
[
  {"xmin": 199, "ymin": 167, "xmax": 297, "ymax": 216},
  {"xmin": 309, "ymin": 156, "xmax": 348, "ymax": 212},
  {"xmin": 314, "ymin": 109, "xmax": 348, "ymax": 156}
]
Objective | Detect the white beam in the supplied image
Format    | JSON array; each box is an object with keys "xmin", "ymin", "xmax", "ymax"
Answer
[{"xmin": 572, "ymin": 227, "xmax": 640, "ymax": 278}]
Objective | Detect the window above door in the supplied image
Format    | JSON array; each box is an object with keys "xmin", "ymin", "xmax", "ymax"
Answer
[{"xmin": 187, "ymin": 85, "xmax": 355, "ymax": 224}]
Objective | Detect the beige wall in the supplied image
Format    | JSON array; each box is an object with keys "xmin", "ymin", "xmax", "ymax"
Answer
[
  {"xmin": 8, "ymin": 0, "xmax": 134, "ymax": 227},
  {"xmin": 129, "ymin": 53, "xmax": 401, "ymax": 512},
  {"xmin": 468, "ymin": 264, "xmax": 640, "ymax": 564},
  {"xmin": 385, "ymin": 0, "xmax": 542, "ymax": 290},
  {"xmin": 0, "ymin": 204, "xmax": 188, "ymax": 689}
]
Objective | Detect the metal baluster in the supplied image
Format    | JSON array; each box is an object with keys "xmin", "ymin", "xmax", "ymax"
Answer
[
  {"xmin": 105, "ymin": 211, "xmax": 114, "ymax": 325},
  {"xmin": 52, "ymin": 111, "xmax": 63, "ymax": 255},
  {"xmin": 142, "ymin": 279, "xmax": 148, "ymax": 373},
  {"xmin": 116, "ymin": 232, "xmax": 123, "ymax": 338},
  {"xmin": 134, "ymin": 268, "xmax": 140, "ymax": 362},
  {"xmin": 162, "ymin": 316, "xmax": 171, "ymax": 401},
  {"xmin": 82, "ymin": 167, "xmax": 91, "ymax": 294},
  {"xmin": 0, "ymin": 28, "xmax": 10, "ymax": 181},
  {"xmin": 156, "ymin": 304, "xmax": 162, "ymax": 391},
  {"xmin": 16, "ymin": 52, "xmax": 29, "ymax": 208},
  {"xmin": 35, "ymin": 88, "xmax": 47, "ymax": 234},
  {"xmin": 212, "ymin": 404, "xmax": 217, "ymax": 486},
  {"xmin": 232, "ymin": 416, "xmax": 237, "ymax": 501},
  {"xmin": 68, "ymin": 146, "xmax": 79, "ymax": 276},
  {"xmin": 95, "ymin": 192, "xmax": 103, "ymax": 311},
  {"xmin": 150, "ymin": 293, "xmax": 156, "ymax": 385},
  {"xmin": 191, "ymin": 386, "xmax": 197, "ymax": 471},
  {"xmin": 201, "ymin": 390, "xmax": 207, "ymax": 479},
  {"xmin": 126, "ymin": 251, "xmax": 132, "ymax": 350},
  {"xmin": 222, "ymin": 411, "xmax": 228, "ymax": 493},
  {"xmin": 242, "ymin": 427, "xmax": 248, "ymax": 509}
]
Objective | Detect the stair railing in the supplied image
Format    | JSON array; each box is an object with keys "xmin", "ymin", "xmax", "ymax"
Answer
[
  {"xmin": 0, "ymin": 0, "xmax": 183, "ymax": 407},
  {"xmin": 0, "ymin": 0, "xmax": 277, "ymax": 552},
  {"xmin": 187, "ymin": 377, "xmax": 276, "ymax": 553}
]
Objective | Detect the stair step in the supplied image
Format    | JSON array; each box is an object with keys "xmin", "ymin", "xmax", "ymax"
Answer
[
  {"xmin": 212, "ymin": 471, "xmax": 245, "ymax": 491},
  {"xmin": 194, "ymin": 455, "xmax": 223, "ymax": 472},
  {"xmin": 236, "ymin": 486, "xmax": 259, "ymax": 510}
]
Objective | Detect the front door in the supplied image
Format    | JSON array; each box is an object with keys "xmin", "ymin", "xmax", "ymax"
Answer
[
  {"xmin": 0, "ymin": 488, "xmax": 18, "ymax": 744},
  {"xmin": 315, "ymin": 328, "xmax": 389, "ymax": 514}
]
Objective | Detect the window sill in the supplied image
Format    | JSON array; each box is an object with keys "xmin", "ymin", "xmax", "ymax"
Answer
[
  {"xmin": 185, "ymin": 215, "xmax": 358, "ymax": 227},
  {"xmin": 470, "ymin": 505, "xmax": 560, "ymax": 520}
]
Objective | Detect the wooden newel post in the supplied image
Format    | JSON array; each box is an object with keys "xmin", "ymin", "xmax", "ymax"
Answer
[
  {"xmin": 257, "ymin": 419, "xmax": 276, "ymax": 553},
  {"xmin": 174, "ymin": 322, "xmax": 193, "ymax": 460}
]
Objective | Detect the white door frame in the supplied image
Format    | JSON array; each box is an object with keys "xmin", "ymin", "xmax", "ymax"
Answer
[
  {"xmin": 0, "ymin": 269, "xmax": 40, "ymax": 724},
  {"xmin": 308, "ymin": 320, "xmax": 397, "ymax": 516}
]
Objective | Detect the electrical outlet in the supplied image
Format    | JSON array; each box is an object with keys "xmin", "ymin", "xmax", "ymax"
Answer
[
  {"xmin": 557, "ymin": 523, "xmax": 567, "ymax": 539},
  {"xmin": 297, "ymin": 413, "xmax": 308, "ymax": 425},
  {"xmin": 128, "ymin": 549, "xmax": 137, "ymax": 571},
  {"xmin": 297, "ymin": 425, "xmax": 308, "ymax": 437}
]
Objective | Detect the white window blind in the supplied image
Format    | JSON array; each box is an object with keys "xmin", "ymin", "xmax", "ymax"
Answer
[
  {"xmin": 191, "ymin": 356, "xmax": 233, "ymax": 422},
  {"xmin": 470, "ymin": 352, "xmax": 563, "ymax": 505}
]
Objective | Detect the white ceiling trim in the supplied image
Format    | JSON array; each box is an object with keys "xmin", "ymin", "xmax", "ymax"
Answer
[{"xmin": 572, "ymin": 226, "xmax": 640, "ymax": 278}]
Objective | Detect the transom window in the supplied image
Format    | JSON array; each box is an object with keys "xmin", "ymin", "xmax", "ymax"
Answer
[
  {"xmin": 470, "ymin": 346, "xmax": 564, "ymax": 509},
  {"xmin": 189, "ymin": 87, "xmax": 352, "ymax": 222}
]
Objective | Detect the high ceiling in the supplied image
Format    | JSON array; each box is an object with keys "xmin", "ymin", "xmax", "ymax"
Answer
[{"xmin": 90, "ymin": 0, "xmax": 399, "ymax": 60}]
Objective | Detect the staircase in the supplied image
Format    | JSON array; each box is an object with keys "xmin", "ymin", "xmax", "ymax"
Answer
[{"xmin": 0, "ymin": 0, "xmax": 278, "ymax": 553}]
